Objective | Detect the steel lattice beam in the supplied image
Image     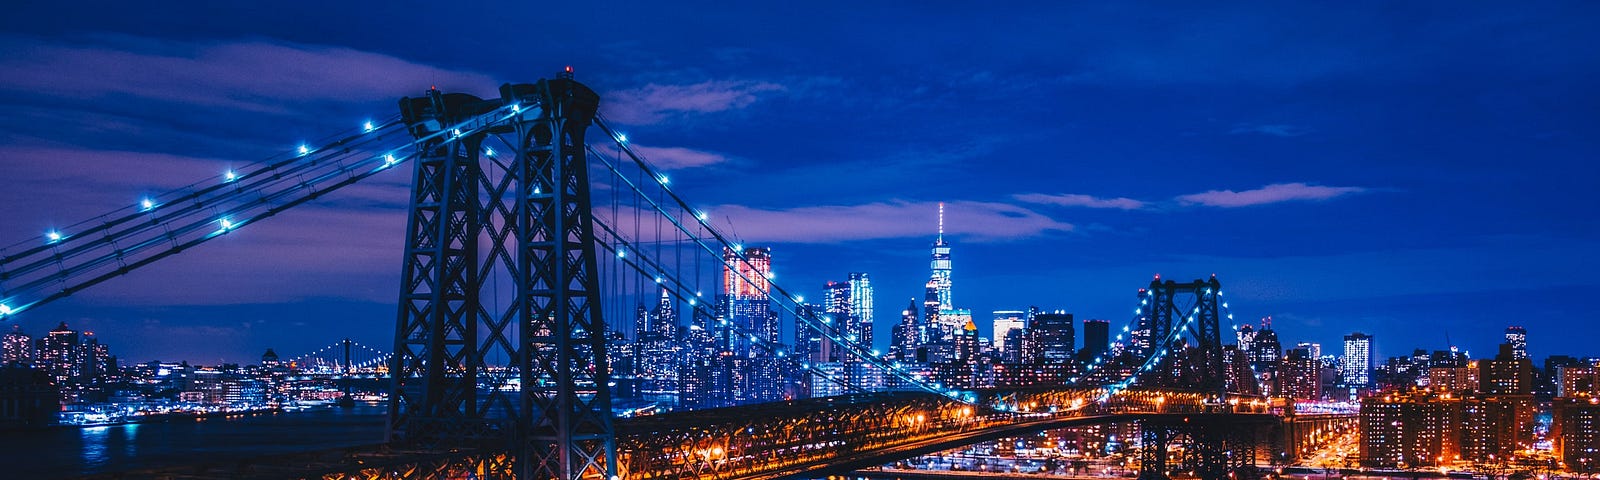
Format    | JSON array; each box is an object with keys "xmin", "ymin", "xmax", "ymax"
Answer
[{"xmin": 389, "ymin": 77, "xmax": 615, "ymax": 480}]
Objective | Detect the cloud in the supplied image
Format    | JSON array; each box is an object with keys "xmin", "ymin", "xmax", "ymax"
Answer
[
  {"xmin": 1175, "ymin": 182, "xmax": 1366, "ymax": 208},
  {"xmin": 603, "ymin": 80, "xmax": 785, "ymax": 125},
  {"xmin": 630, "ymin": 145, "xmax": 730, "ymax": 170},
  {"xmin": 1229, "ymin": 123, "xmax": 1312, "ymax": 137},
  {"xmin": 0, "ymin": 36, "xmax": 499, "ymax": 113},
  {"xmin": 1013, "ymin": 193, "xmax": 1147, "ymax": 210},
  {"xmin": 705, "ymin": 200, "xmax": 1072, "ymax": 244}
]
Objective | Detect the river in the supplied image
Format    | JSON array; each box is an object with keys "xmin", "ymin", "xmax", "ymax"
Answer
[{"xmin": 0, "ymin": 405, "xmax": 388, "ymax": 479}]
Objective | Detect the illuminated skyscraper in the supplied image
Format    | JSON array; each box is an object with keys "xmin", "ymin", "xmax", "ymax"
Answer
[
  {"xmin": 1248, "ymin": 318, "xmax": 1282, "ymax": 394},
  {"xmin": 848, "ymin": 273, "xmax": 873, "ymax": 333},
  {"xmin": 1027, "ymin": 312, "xmax": 1075, "ymax": 364},
  {"xmin": 1279, "ymin": 347, "xmax": 1322, "ymax": 400},
  {"xmin": 39, "ymin": 322, "xmax": 80, "ymax": 386},
  {"xmin": 1342, "ymin": 332, "xmax": 1373, "ymax": 388},
  {"xmin": 635, "ymin": 288, "xmax": 680, "ymax": 395},
  {"xmin": 1237, "ymin": 324, "xmax": 1257, "ymax": 353},
  {"xmin": 1297, "ymin": 342, "xmax": 1321, "ymax": 361},
  {"xmin": 992, "ymin": 310, "xmax": 1025, "ymax": 353},
  {"xmin": 1504, "ymin": 326, "xmax": 1528, "ymax": 361},
  {"xmin": 723, "ymin": 246, "xmax": 771, "ymax": 301},
  {"xmin": 2, "ymin": 325, "xmax": 32, "ymax": 366},
  {"xmin": 929, "ymin": 202, "xmax": 952, "ymax": 310},
  {"xmin": 890, "ymin": 300, "xmax": 920, "ymax": 362},
  {"xmin": 823, "ymin": 274, "xmax": 880, "ymax": 391},
  {"xmin": 718, "ymin": 246, "xmax": 783, "ymax": 403}
]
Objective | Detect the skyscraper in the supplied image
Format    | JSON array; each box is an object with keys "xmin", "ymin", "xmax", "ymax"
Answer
[
  {"xmin": 1297, "ymin": 342, "xmax": 1322, "ymax": 361},
  {"xmin": 1248, "ymin": 318, "xmax": 1282, "ymax": 393},
  {"xmin": 1081, "ymin": 319, "xmax": 1109, "ymax": 360},
  {"xmin": 2, "ymin": 325, "xmax": 33, "ymax": 366},
  {"xmin": 1279, "ymin": 347, "xmax": 1322, "ymax": 400},
  {"xmin": 723, "ymin": 246, "xmax": 771, "ymax": 301},
  {"xmin": 823, "ymin": 273, "xmax": 880, "ymax": 391},
  {"xmin": 635, "ymin": 288, "xmax": 681, "ymax": 395},
  {"xmin": 1237, "ymin": 324, "xmax": 1257, "ymax": 353},
  {"xmin": 719, "ymin": 246, "xmax": 783, "ymax": 403},
  {"xmin": 992, "ymin": 310, "xmax": 1025, "ymax": 353},
  {"xmin": 890, "ymin": 300, "xmax": 920, "ymax": 362},
  {"xmin": 39, "ymin": 322, "xmax": 80, "ymax": 386},
  {"xmin": 929, "ymin": 202, "xmax": 952, "ymax": 310},
  {"xmin": 1504, "ymin": 326, "xmax": 1528, "ymax": 361},
  {"xmin": 1028, "ymin": 312, "xmax": 1075, "ymax": 364},
  {"xmin": 1342, "ymin": 332, "xmax": 1374, "ymax": 388},
  {"xmin": 848, "ymin": 272, "xmax": 873, "ymax": 334}
]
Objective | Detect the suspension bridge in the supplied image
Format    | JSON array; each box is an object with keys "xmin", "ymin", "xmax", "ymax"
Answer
[{"xmin": 0, "ymin": 71, "xmax": 1354, "ymax": 480}]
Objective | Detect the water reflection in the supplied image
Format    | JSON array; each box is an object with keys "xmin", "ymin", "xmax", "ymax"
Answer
[
  {"xmin": 81, "ymin": 426, "xmax": 110, "ymax": 469},
  {"xmin": 123, "ymin": 423, "xmax": 139, "ymax": 457}
]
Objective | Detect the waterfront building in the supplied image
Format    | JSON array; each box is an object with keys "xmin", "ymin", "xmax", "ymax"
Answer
[{"xmin": 2, "ymin": 325, "xmax": 33, "ymax": 366}]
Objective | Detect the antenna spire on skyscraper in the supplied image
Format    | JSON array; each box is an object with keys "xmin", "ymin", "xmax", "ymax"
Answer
[{"xmin": 938, "ymin": 201, "xmax": 945, "ymax": 242}]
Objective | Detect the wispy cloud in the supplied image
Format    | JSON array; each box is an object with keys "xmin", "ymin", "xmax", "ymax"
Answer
[
  {"xmin": 1176, "ymin": 182, "xmax": 1366, "ymax": 208},
  {"xmin": 1229, "ymin": 123, "xmax": 1312, "ymax": 137},
  {"xmin": 705, "ymin": 200, "xmax": 1072, "ymax": 244},
  {"xmin": 603, "ymin": 80, "xmax": 785, "ymax": 125},
  {"xmin": 1013, "ymin": 193, "xmax": 1147, "ymax": 210},
  {"xmin": 0, "ymin": 36, "xmax": 499, "ymax": 113},
  {"xmin": 630, "ymin": 145, "xmax": 730, "ymax": 170}
]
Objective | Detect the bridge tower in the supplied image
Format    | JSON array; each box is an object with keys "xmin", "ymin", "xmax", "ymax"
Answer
[
  {"xmin": 388, "ymin": 75, "xmax": 614, "ymax": 480},
  {"xmin": 1137, "ymin": 275, "xmax": 1226, "ymax": 393}
]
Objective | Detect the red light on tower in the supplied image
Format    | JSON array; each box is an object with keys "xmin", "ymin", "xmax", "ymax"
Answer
[{"xmin": 565, "ymin": 66, "xmax": 573, "ymax": 73}]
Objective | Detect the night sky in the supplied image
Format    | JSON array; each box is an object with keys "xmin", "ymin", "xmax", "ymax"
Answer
[{"xmin": 2, "ymin": 2, "xmax": 1597, "ymax": 365}]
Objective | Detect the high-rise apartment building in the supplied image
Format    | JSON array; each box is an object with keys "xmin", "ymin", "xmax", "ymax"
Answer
[
  {"xmin": 1480, "ymin": 343, "xmax": 1533, "ymax": 395},
  {"xmin": 1558, "ymin": 366, "xmax": 1600, "ymax": 398},
  {"xmin": 1278, "ymin": 347, "xmax": 1322, "ymax": 400},
  {"xmin": 1554, "ymin": 397, "xmax": 1600, "ymax": 473},
  {"xmin": 39, "ymin": 322, "xmax": 81, "ymax": 387},
  {"xmin": 1503, "ymin": 326, "xmax": 1528, "ymax": 361},
  {"xmin": 2, "ymin": 326, "xmax": 33, "ymax": 366},
  {"xmin": 1360, "ymin": 391, "xmax": 1461, "ymax": 468}
]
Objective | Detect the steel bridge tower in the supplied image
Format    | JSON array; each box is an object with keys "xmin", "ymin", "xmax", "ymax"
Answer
[
  {"xmin": 1138, "ymin": 275, "xmax": 1226, "ymax": 393},
  {"xmin": 388, "ymin": 75, "xmax": 615, "ymax": 480}
]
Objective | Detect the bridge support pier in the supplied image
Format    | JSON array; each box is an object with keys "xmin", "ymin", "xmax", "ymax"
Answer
[
  {"xmin": 1138, "ymin": 427, "xmax": 1173, "ymax": 480},
  {"xmin": 1139, "ymin": 416, "xmax": 1262, "ymax": 480}
]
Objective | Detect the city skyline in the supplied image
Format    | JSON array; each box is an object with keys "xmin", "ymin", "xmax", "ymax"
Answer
[{"xmin": 2, "ymin": 3, "xmax": 1599, "ymax": 363}]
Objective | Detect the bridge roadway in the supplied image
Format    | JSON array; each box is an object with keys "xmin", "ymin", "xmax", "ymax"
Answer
[{"xmin": 82, "ymin": 388, "xmax": 1287, "ymax": 480}]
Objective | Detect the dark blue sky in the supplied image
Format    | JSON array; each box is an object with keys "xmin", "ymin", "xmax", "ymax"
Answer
[{"xmin": 1, "ymin": 2, "xmax": 1597, "ymax": 364}]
